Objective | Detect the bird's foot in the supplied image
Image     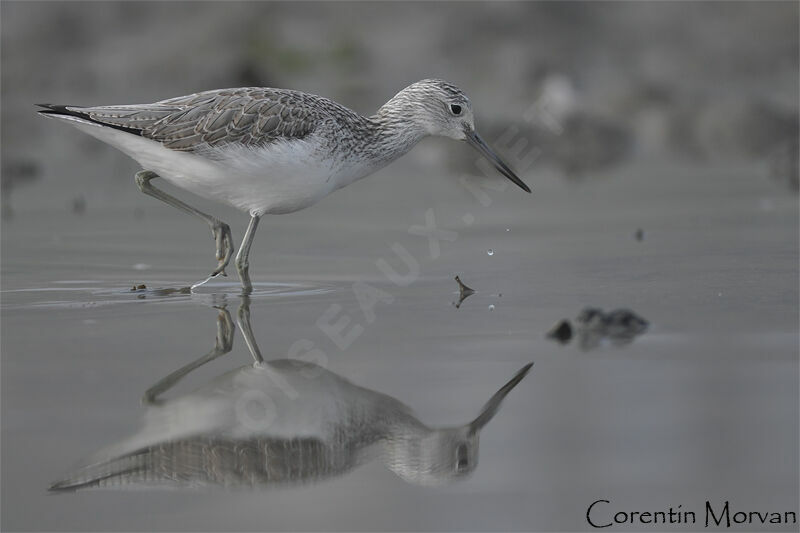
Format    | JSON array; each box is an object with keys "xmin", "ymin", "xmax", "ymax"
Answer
[{"xmin": 210, "ymin": 220, "xmax": 233, "ymax": 277}]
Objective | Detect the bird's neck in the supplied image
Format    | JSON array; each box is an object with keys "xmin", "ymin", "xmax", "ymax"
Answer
[
  {"xmin": 327, "ymin": 100, "xmax": 428, "ymax": 189},
  {"xmin": 362, "ymin": 101, "xmax": 429, "ymax": 165}
]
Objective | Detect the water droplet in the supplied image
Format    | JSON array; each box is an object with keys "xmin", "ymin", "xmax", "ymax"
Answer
[
  {"xmin": 487, "ymin": 249, "xmax": 494, "ymax": 256},
  {"xmin": 488, "ymin": 304, "xmax": 495, "ymax": 311},
  {"xmin": 506, "ymin": 228, "xmax": 511, "ymax": 232}
]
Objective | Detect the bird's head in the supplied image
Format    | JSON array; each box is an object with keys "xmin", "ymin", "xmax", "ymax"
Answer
[
  {"xmin": 390, "ymin": 79, "xmax": 475, "ymax": 140},
  {"xmin": 380, "ymin": 79, "xmax": 531, "ymax": 193}
]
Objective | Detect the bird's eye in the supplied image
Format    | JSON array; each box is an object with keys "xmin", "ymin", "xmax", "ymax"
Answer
[{"xmin": 450, "ymin": 104, "xmax": 462, "ymax": 115}]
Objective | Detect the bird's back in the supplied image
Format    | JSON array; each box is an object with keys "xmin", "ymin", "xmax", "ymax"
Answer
[
  {"xmin": 40, "ymin": 87, "xmax": 361, "ymax": 153},
  {"xmin": 39, "ymin": 88, "xmax": 381, "ymax": 214}
]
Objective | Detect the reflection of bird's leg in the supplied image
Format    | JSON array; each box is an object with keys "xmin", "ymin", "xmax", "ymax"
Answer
[
  {"xmin": 135, "ymin": 170, "xmax": 234, "ymax": 278},
  {"xmin": 142, "ymin": 307, "xmax": 235, "ymax": 405},
  {"xmin": 236, "ymin": 296, "xmax": 263, "ymax": 364},
  {"xmin": 236, "ymin": 296, "xmax": 298, "ymax": 399}
]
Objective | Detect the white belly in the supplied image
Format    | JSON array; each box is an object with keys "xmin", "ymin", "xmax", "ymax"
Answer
[{"xmin": 70, "ymin": 120, "xmax": 347, "ymax": 216}]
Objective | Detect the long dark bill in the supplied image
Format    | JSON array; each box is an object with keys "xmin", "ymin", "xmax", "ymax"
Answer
[{"xmin": 465, "ymin": 130, "xmax": 532, "ymax": 193}]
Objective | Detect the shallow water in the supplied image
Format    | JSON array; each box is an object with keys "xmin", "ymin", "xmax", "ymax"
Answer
[{"xmin": 2, "ymin": 160, "xmax": 798, "ymax": 530}]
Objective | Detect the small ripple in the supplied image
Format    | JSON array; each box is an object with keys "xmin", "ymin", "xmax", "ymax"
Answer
[{"xmin": 1, "ymin": 280, "xmax": 336, "ymax": 310}]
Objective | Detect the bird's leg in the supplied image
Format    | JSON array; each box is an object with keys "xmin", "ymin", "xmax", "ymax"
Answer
[
  {"xmin": 235, "ymin": 214, "xmax": 261, "ymax": 294},
  {"xmin": 134, "ymin": 170, "xmax": 234, "ymax": 277},
  {"xmin": 141, "ymin": 307, "xmax": 235, "ymax": 405}
]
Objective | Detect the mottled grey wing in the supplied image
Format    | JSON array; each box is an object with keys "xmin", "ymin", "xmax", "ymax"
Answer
[
  {"xmin": 76, "ymin": 88, "xmax": 322, "ymax": 152},
  {"xmin": 149, "ymin": 88, "xmax": 321, "ymax": 151}
]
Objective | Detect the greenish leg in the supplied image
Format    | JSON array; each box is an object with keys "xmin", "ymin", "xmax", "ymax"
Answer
[
  {"xmin": 135, "ymin": 170, "xmax": 234, "ymax": 277},
  {"xmin": 235, "ymin": 214, "xmax": 261, "ymax": 295}
]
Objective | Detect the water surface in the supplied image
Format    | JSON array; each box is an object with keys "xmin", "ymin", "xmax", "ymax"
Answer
[{"xmin": 2, "ymin": 160, "xmax": 797, "ymax": 530}]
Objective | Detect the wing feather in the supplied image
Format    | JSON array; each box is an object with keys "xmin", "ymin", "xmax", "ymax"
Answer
[{"xmin": 68, "ymin": 88, "xmax": 325, "ymax": 153}]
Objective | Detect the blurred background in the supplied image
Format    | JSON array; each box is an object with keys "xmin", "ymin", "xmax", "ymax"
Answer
[
  {"xmin": 2, "ymin": 1, "xmax": 798, "ymax": 215},
  {"xmin": 1, "ymin": 2, "xmax": 798, "ymax": 532}
]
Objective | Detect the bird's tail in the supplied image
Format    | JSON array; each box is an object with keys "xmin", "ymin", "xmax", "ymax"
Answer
[{"xmin": 36, "ymin": 104, "xmax": 144, "ymax": 135}]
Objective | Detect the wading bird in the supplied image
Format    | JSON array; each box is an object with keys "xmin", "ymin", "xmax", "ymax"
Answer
[{"xmin": 39, "ymin": 79, "xmax": 530, "ymax": 293}]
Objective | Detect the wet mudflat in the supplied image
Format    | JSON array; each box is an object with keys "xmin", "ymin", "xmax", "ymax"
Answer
[{"xmin": 1, "ymin": 159, "xmax": 797, "ymax": 530}]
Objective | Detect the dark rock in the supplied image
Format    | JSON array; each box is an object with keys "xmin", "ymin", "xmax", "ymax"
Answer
[
  {"xmin": 575, "ymin": 307, "xmax": 649, "ymax": 350},
  {"xmin": 604, "ymin": 309, "xmax": 649, "ymax": 337},
  {"xmin": 575, "ymin": 307, "xmax": 607, "ymax": 329},
  {"xmin": 547, "ymin": 320, "xmax": 573, "ymax": 344}
]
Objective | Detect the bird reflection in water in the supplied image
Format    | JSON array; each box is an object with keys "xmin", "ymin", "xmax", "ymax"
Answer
[{"xmin": 50, "ymin": 298, "xmax": 532, "ymax": 491}]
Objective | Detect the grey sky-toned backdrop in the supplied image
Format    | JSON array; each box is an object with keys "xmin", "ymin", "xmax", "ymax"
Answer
[{"xmin": 1, "ymin": 2, "xmax": 798, "ymax": 532}]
